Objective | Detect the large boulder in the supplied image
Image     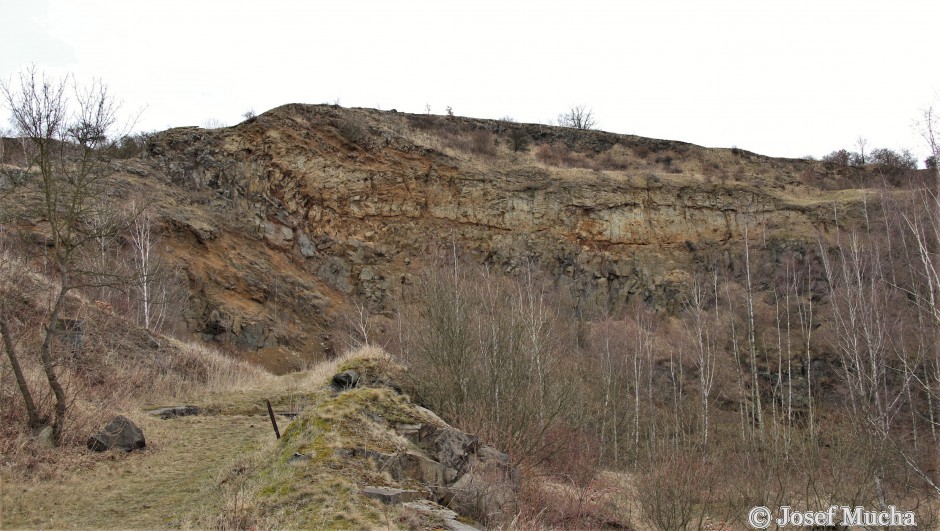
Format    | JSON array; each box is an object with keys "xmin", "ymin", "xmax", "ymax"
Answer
[
  {"xmin": 393, "ymin": 451, "xmax": 459, "ymax": 486},
  {"xmin": 352, "ymin": 448, "xmax": 458, "ymax": 486},
  {"xmin": 420, "ymin": 426, "xmax": 479, "ymax": 474},
  {"xmin": 87, "ymin": 415, "xmax": 146, "ymax": 452},
  {"xmin": 331, "ymin": 370, "xmax": 360, "ymax": 391},
  {"xmin": 448, "ymin": 467, "xmax": 517, "ymax": 524},
  {"xmin": 361, "ymin": 486, "xmax": 423, "ymax": 505}
]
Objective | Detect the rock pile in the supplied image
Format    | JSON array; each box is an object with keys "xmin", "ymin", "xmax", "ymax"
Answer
[{"xmin": 328, "ymin": 369, "xmax": 518, "ymax": 524}]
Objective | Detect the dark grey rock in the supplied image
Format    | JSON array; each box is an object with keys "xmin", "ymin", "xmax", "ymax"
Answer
[
  {"xmin": 146, "ymin": 405, "xmax": 201, "ymax": 419},
  {"xmin": 331, "ymin": 370, "xmax": 359, "ymax": 391},
  {"xmin": 448, "ymin": 470, "xmax": 516, "ymax": 524},
  {"xmin": 298, "ymin": 233, "xmax": 317, "ymax": 257},
  {"xmin": 87, "ymin": 415, "xmax": 146, "ymax": 452},
  {"xmin": 361, "ymin": 486, "xmax": 423, "ymax": 505},
  {"xmin": 423, "ymin": 427, "xmax": 479, "ymax": 474},
  {"xmin": 317, "ymin": 256, "xmax": 352, "ymax": 293},
  {"xmin": 392, "ymin": 451, "xmax": 458, "ymax": 486}
]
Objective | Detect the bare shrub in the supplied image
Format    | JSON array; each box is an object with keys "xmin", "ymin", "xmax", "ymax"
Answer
[
  {"xmin": 397, "ymin": 255, "xmax": 577, "ymax": 464},
  {"xmin": 534, "ymin": 143, "xmax": 572, "ymax": 167},
  {"xmin": 632, "ymin": 144, "xmax": 651, "ymax": 159},
  {"xmin": 533, "ymin": 142, "xmax": 601, "ymax": 169},
  {"xmin": 557, "ymin": 105, "xmax": 596, "ymax": 130},
  {"xmin": 633, "ymin": 451, "xmax": 722, "ymax": 531},
  {"xmin": 596, "ymin": 143, "xmax": 632, "ymax": 170},
  {"xmin": 111, "ymin": 131, "xmax": 157, "ymax": 159},
  {"xmin": 338, "ymin": 118, "xmax": 369, "ymax": 148},
  {"xmin": 446, "ymin": 129, "xmax": 497, "ymax": 158},
  {"xmin": 515, "ymin": 471, "xmax": 625, "ymax": 529},
  {"xmin": 507, "ymin": 127, "xmax": 529, "ymax": 153}
]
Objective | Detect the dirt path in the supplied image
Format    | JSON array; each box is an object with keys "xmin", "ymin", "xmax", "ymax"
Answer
[{"xmin": 2, "ymin": 413, "xmax": 270, "ymax": 529}]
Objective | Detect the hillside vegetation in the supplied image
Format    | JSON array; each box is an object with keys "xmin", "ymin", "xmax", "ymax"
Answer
[{"xmin": 2, "ymin": 92, "xmax": 938, "ymax": 528}]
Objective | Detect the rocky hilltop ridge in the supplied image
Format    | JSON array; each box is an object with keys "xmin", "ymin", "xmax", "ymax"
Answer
[{"xmin": 122, "ymin": 104, "xmax": 872, "ymax": 366}]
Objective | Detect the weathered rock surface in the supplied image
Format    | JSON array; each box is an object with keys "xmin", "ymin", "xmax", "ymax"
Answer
[
  {"xmin": 314, "ymin": 358, "xmax": 520, "ymax": 527},
  {"xmin": 449, "ymin": 467, "xmax": 517, "ymax": 523},
  {"xmin": 407, "ymin": 425, "xmax": 480, "ymax": 475},
  {"xmin": 87, "ymin": 415, "xmax": 146, "ymax": 452},
  {"xmin": 361, "ymin": 486, "xmax": 423, "ymax": 505},
  {"xmin": 354, "ymin": 447, "xmax": 459, "ymax": 487},
  {"xmin": 119, "ymin": 104, "xmax": 869, "ymax": 368},
  {"xmin": 330, "ymin": 370, "xmax": 359, "ymax": 391},
  {"xmin": 402, "ymin": 499, "xmax": 480, "ymax": 531}
]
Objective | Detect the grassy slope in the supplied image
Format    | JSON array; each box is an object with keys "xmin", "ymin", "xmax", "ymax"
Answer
[
  {"xmin": 0, "ymin": 348, "xmax": 434, "ymax": 530},
  {"xmin": 2, "ymin": 413, "xmax": 268, "ymax": 529}
]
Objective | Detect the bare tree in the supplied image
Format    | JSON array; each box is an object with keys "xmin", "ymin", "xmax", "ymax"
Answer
[
  {"xmin": 202, "ymin": 118, "xmax": 226, "ymax": 129},
  {"xmin": 916, "ymin": 107, "xmax": 939, "ymax": 176},
  {"xmin": 855, "ymin": 135, "xmax": 869, "ymax": 165},
  {"xmin": 0, "ymin": 66, "xmax": 127, "ymax": 444},
  {"xmin": 684, "ymin": 271, "xmax": 720, "ymax": 455},
  {"xmin": 0, "ymin": 238, "xmax": 43, "ymax": 432},
  {"xmin": 127, "ymin": 203, "xmax": 185, "ymax": 331},
  {"xmin": 557, "ymin": 105, "xmax": 597, "ymax": 130},
  {"xmin": 742, "ymin": 221, "xmax": 765, "ymax": 445}
]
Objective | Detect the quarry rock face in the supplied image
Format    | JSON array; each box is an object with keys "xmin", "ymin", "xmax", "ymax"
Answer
[{"xmin": 136, "ymin": 104, "xmax": 862, "ymax": 363}]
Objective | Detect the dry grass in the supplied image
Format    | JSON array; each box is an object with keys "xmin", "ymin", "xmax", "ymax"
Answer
[
  {"xmin": 183, "ymin": 346, "xmax": 430, "ymax": 529},
  {"xmin": 289, "ymin": 344, "xmax": 388, "ymax": 390},
  {"xmin": 1, "ymin": 345, "xmax": 400, "ymax": 529},
  {"xmin": 2, "ymin": 413, "xmax": 272, "ymax": 529},
  {"xmin": 355, "ymin": 105, "xmax": 876, "ymax": 214}
]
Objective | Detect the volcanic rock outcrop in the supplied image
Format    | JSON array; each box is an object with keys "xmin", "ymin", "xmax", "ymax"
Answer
[{"xmin": 125, "ymin": 104, "xmax": 867, "ymax": 364}]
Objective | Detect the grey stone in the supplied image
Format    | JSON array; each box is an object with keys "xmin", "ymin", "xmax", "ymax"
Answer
[
  {"xmin": 361, "ymin": 486, "xmax": 423, "ymax": 505},
  {"xmin": 354, "ymin": 448, "xmax": 457, "ymax": 486},
  {"xmin": 395, "ymin": 423, "xmax": 423, "ymax": 441},
  {"xmin": 146, "ymin": 405, "xmax": 201, "ymax": 419},
  {"xmin": 317, "ymin": 256, "xmax": 352, "ymax": 293},
  {"xmin": 262, "ymin": 221, "xmax": 293, "ymax": 248},
  {"xmin": 331, "ymin": 370, "xmax": 359, "ymax": 391},
  {"xmin": 87, "ymin": 415, "xmax": 146, "ymax": 452},
  {"xmin": 392, "ymin": 451, "xmax": 458, "ymax": 486},
  {"xmin": 423, "ymin": 426, "xmax": 479, "ymax": 474},
  {"xmin": 402, "ymin": 500, "xmax": 480, "ymax": 530},
  {"xmin": 448, "ymin": 470, "xmax": 516, "ymax": 524},
  {"xmin": 298, "ymin": 233, "xmax": 317, "ymax": 257}
]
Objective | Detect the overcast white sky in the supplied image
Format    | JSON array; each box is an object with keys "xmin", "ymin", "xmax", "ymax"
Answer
[{"xmin": 1, "ymin": 0, "xmax": 938, "ymax": 160}]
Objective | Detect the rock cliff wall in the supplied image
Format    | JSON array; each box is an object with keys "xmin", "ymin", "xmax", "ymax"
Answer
[{"xmin": 134, "ymin": 104, "xmax": 869, "ymax": 364}]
